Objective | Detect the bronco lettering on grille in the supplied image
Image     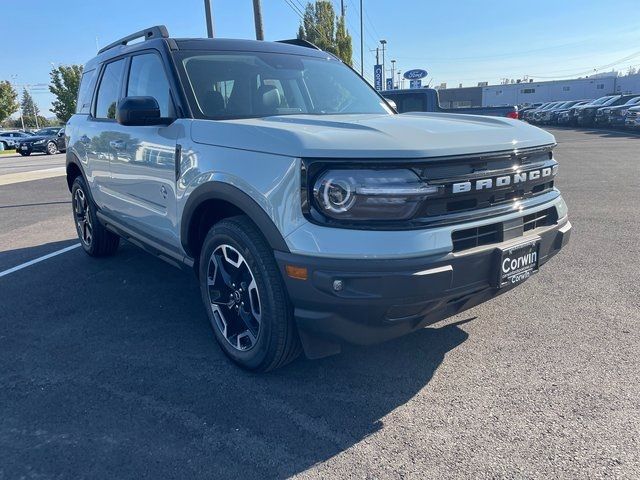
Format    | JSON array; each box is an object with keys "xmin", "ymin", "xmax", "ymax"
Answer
[{"xmin": 451, "ymin": 165, "xmax": 558, "ymax": 194}]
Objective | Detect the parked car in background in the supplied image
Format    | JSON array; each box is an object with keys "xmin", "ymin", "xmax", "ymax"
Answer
[
  {"xmin": 15, "ymin": 127, "xmax": 66, "ymax": 156},
  {"xmin": 537, "ymin": 102, "xmax": 571, "ymax": 124},
  {"xmin": 599, "ymin": 96, "xmax": 640, "ymax": 127},
  {"xmin": 531, "ymin": 102, "xmax": 564, "ymax": 124},
  {"xmin": 522, "ymin": 102, "xmax": 552, "ymax": 122},
  {"xmin": 381, "ymin": 89, "xmax": 519, "ymax": 118},
  {"xmin": 578, "ymin": 95, "xmax": 636, "ymax": 127},
  {"xmin": 0, "ymin": 131, "xmax": 34, "ymax": 150},
  {"xmin": 546, "ymin": 100, "xmax": 589, "ymax": 125},
  {"xmin": 624, "ymin": 106, "xmax": 640, "ymax": 130},
  {"xmin": 518, "ymin": 103, "xmax": 543, "ymax": 120}
]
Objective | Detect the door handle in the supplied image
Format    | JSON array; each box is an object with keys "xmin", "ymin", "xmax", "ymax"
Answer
[{"xmin": 109, "ymin": 140, "xmax": 126, "ymax": 150}]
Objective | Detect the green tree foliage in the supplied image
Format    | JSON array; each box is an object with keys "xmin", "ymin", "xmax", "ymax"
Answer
[
  {"xmin": 21, "ymin": 88, "xmax": 42, "ymax": 128},
  {"xmin": 297, "ymin": 1, "xmax": 353, "ymax": 66},
  {"xmin": 0, "ymin": 81, "xmax": 19, "ymax": 123},
  {"xmin": 49, "ymin": 64, "xmax": 83, "ymax": 122}
]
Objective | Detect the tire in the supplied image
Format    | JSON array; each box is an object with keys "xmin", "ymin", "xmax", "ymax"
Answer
[
  {"xmin": 71, "ymin": 176, "xmax": 120, "ymax": 257},
  {"xmin": 46, "ymin": 141, "xmax": 58, "ymax": 155},
  {"xmin": 198, "ymin": 215, "xmax": 301, "ymax": 372}
]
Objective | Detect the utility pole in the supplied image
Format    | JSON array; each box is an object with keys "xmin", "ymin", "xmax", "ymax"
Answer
[
  {"xmin": 340, "ymin": 0, "xmax": 346, "ymax": 17},
  {"xmin": 380, "ymin": 39, "xmax": 387, "ymax": 86},
  {"xmin": 204, "ymin": 0, "xmax": 214, "ymax": 38},
  {"xmin": 252, "ymin": 0, "xmax": 264, "ymax": 40},
  {"xmin": 359, "ymin": 0, "xmax": 364, "ymax": 76}
]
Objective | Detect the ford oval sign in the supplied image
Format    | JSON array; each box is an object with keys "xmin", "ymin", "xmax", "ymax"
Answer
[{"xmin": 403, "ymin": 69, "xmax": 428, "ymax": 80}]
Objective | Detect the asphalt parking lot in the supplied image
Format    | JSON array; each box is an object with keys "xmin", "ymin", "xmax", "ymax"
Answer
[{"xmin": 1, "ymin": 129, "xmax": 639, "ymax": 479}]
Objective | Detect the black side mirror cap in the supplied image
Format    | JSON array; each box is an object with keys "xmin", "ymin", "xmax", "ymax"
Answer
[{"xmin": 116, "ymin": 96, "xmax": 172, "ymax": 126}]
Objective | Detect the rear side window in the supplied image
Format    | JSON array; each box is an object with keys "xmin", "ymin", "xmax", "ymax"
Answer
[
  {"xmin": 95, "ymin": 59, "xmax": 125, "ymax": 119},
  {"xmin": 127, "ymin": 53, "xmax": 173, "ymax": 117},
  {"xmin": 76, "ymin": 68, "xmax": 97, "ymax": 114}
]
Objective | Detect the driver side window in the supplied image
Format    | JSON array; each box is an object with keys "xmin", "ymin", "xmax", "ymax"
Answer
[{"xmin": 127, "ymin": 53, "xmax": 174, "ymax": 117}]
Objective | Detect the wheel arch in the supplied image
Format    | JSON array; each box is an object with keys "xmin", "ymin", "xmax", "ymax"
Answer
[
  {"xmin": 181, "ymin": 182, "xmax": 290, "ymax": 260},
  {"xmin": 65, "ymin": 153, "xmax": 86, "ymax": 192}
]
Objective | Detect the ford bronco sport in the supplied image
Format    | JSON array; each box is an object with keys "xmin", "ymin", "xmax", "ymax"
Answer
[{"xmin": 66, "ymin": 26, "xmax": 571, "ymax": 371}]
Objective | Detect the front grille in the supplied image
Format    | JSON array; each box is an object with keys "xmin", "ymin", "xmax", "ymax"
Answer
[
  {"xmin": 452, "ymin": 223, "xmax": 502, "ymax": 251},
  {"xmin": 413, "ymin": 147, "xmax": 557, "ymax": 219},
  {"xmin": 628, "ymin": 111, "xmax": 639, "ymax": 119},
  {"xmin": 523, "ymin": 207, "xmax": 558, "ymax": 232},
  {"xmin": 452, "ymin": 206, "xmax": 558, "ymax": 253}
]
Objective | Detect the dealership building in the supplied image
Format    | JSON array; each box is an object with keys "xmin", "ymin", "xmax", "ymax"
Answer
[{"xmin": 437, "ymin": 73, "xmax": 640, "ymax": 108}]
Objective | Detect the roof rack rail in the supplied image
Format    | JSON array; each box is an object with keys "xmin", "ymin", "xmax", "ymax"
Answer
[
  {"xmin": 98, "ymin": 25, "xmax": 169, "ymax": 54},
  {"xmin": 276, "ymin": 38, "xmax": 321, "ymax": 50}
]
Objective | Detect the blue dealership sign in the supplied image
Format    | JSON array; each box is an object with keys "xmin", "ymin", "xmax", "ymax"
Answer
[
  {"xmin": 386, "ymin": 78, "xmax": 393, "ymax": 90},
  {"xmin": 409, "ymin": 79, "xmax": 422, "ymax": 89},
  {"xmin": 374, "ymin": 64, "xmax": 383, "ymax": 91},
  {"xmin": 403, "ymin": 69, "xmax": 428, "ymax": 80}
]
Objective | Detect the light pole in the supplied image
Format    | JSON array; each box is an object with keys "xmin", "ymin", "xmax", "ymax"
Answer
[
  {"xmin": 380, "ymin": 39, "xmax": 386, "ymax": 87},
  {"xmin": 391, "ymin": 59, "xmax": 396, "ymax": 89}
]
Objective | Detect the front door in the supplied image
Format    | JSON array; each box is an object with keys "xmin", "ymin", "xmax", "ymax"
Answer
[{"xmin": 100, "ymin": 51, "xmax": 181, "ymax": 251}]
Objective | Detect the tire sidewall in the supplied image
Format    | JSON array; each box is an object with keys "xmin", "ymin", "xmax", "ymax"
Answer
[
  {"xmin": 71, "ymin": 176, "xmax": 98, "ymax": 255},
  {"xmin": 199, "ymin": 223, "xmax": 280, "ymax": 370},
  {"xmin": 46, "ymin": 142, "xmax": 57, "ymax": 155}
]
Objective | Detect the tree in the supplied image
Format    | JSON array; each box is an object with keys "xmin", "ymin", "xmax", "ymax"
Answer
[
  {"xmin": 0, "ymin": 81, "xmax": 19, "ymax": 123},
  {"xmin": 297, "ymin": 1, "xmax": 353, "ymax": 66},
  {"xmin": 49, "ymin": 64, "xmax": 83, "ymax": 122},
  {"xmin": 21, "ymin": 88, "xmax": 42, "ymax": 128}
]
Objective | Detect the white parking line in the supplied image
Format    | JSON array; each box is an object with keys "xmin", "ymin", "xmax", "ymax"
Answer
[
  {"xmin": 0, "ymin": 167, "xmax": 66, "ymax": 186},
  {"xmin": 0, "ymin": 243, "xmax": 81, "ymax": 278}
]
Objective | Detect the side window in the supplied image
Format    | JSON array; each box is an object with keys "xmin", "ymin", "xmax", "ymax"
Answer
[
  {"xmin": 95, "ymin": 59, "xmax": 125, "ymax": 119},
  {"xmin": 127, "ymin": 53, "xmax": 173, "ymax": 117},
  {"xmin": 76, "ymin": 68, "xmax": 97, "ymax": 114}
]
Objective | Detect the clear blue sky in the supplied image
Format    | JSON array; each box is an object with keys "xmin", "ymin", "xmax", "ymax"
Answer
[{"xmin": 2, "ymin": 0, "xmax": 639, "ymax": 116}]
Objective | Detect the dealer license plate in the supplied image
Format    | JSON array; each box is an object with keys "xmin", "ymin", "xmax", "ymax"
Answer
[{"xmin": 497, "ymin": 240, "xmax": 540, "ymax": 288}]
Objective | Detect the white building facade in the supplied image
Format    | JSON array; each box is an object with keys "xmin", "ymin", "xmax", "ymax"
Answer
[{"xmin": 480, "ymin": 74, "xmax": 640, "ymax": 106}]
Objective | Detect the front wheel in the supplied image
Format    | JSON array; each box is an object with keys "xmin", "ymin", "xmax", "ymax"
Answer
[
  {"xmin": 199, "ymin": 216, "xmax": 301, "ymax": 371},
  {"xmin": 71, "ymin": 176, "xmax": 120, "ymax": 257},
  {"xmin": 46, "ymin": 141, "xmax": 58, "ymax": 155}
]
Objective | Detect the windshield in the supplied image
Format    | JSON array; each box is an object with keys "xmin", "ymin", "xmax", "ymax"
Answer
[
  {"xmin": 623, "ymin": 96, "xmax": 640, "ymax": 106},
  {"xmin": 588, "ymin": 96, "xmax": 616, "ymax": 107},
  {"xmin": 178, "ymin": 51, "xmax": 391, "ymax": 119},
  {"xmin": 35, "ymin": 128, "xmax": 59, "ymax": 136}
]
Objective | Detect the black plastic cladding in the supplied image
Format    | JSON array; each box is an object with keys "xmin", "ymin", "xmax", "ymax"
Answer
[{"xmin": 301, "ymin": 144, "xmax": 557, "ymax": 231}]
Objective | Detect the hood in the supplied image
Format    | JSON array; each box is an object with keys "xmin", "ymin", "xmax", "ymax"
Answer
[{"xmin": 191, "ymin": 113, "xmax": 554, "ymax": 158}]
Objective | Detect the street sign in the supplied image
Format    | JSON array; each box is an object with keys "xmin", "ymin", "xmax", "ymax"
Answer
[
  {"xmin": 403, "ymin": 69, "xmax": 428, "ymax": 80},
  {"xmin": 386, "ymin": 78, "xmax": 393, "ymax": 90},
  {"xmin": 374, "ymin": 64, "xmax": 383, "ymax": 91},
  {"xmin": 409, "ymin": 79, "xmax": 422, "ymax": 89}
]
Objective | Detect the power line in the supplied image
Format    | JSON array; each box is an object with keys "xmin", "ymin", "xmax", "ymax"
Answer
[{"xmin": 528, "ymin": 50, "xmax": 640, "ymax": 79}]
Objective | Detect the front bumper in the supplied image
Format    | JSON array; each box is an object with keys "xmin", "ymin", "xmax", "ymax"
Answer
[
  {"xmin": 17, "ymin": 143, "xmax": 47, "ymax": 153},
  {"xmin": 277, "ymin": 217, "xmax": 571, "ymax": 358}
]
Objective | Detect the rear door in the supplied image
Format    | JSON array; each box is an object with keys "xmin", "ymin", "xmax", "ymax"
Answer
[{"xmin": 101, "ymin": 50, "xmax": 181, "ymax": 250}]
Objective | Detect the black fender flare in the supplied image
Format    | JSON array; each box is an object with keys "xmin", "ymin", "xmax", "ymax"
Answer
[
  {"xmin": 65, "ymin": 152, "xmax": 90, "ymax": 193},
  {"xmin": 180, "ymin": 182, "xmax": 290, "ymax": 256}
]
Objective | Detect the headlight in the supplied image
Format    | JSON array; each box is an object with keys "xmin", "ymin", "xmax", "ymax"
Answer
[
  {"xmin": 620, "ymin": 109, "xmax": 628, "ymax": 116},
  {"xmin": 312, "ymin": 169, "xmax": 439, "ymax": 221},
  {"xmin": 34, "ymin": 139, "xmax": 46, "ymax": 145}
]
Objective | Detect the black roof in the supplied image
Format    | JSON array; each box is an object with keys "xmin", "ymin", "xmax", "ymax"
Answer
[{"xmin": 86, "ymin": 25, "xmax": 329, "ymax": 70}]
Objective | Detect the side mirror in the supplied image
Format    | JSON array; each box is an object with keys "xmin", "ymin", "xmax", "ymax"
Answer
[
  {"xmin": 116, "ymin": 96, "xmax": 169, "ymax": 126},
  {"xmin": 57, "ymin": 130, "xmax": 65, "ymax": 137},
  {"xmin": 384, "ymin": 98, "xmax": 398, "ymax": 112}
]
